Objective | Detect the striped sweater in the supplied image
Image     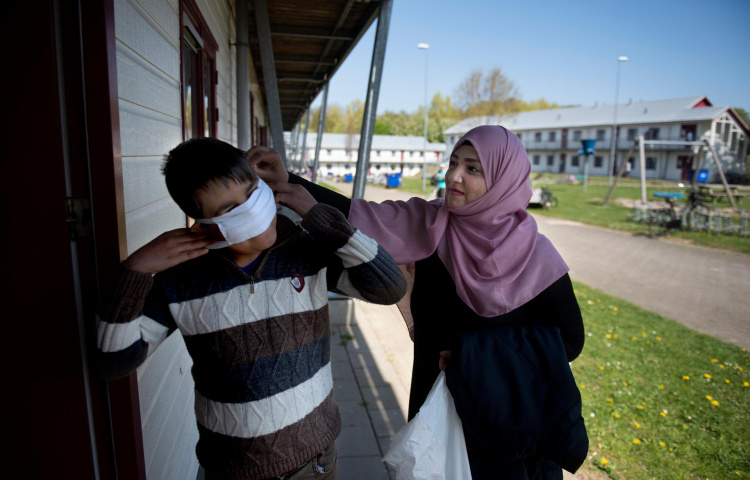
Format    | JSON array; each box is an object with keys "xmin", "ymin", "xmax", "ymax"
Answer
[{"xmin": 96, "ymin": 204, "xmax": 406, "ymax": 479}]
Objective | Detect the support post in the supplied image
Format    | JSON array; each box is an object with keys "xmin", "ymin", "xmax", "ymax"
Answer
[
  {"xmin": 236, "ymin": 0, "xmax": 249, "ymax": 150},
  {"xmin": 603, "ymin": 139, "xmax": 638, "ymax": 206},
  {"xmin": 707, "ymin": 141, "xmax": 737, "ymax": 208},
  {"xmin": 638, "ymin": 135, "xmax": 647, "ymax": 206},
  {"xmin": 253, "ymin": 0, "xmax": 287, "ymax": 166},
  {"xmin": 312, "ymin": 80, "xmax": 329, "ymax": 184},
  {"xmin": 583, "ymin": 155, "xmax": 590, "ymax": 192},
  {"xmin": 352, "ymin": 0, "xmax": 393, "ymax": 199},
  {"xmin": 299, "ymin": 108, "xmax": 311, "ymax": 172},
  {"xmin": 691, "ymin": 147, "xmax": 704, "ymax": 187}
]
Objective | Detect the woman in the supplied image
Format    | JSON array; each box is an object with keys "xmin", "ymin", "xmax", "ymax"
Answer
[{"xmin": 252, "ymin": 126, "xmax": 586, "ymax": 478}]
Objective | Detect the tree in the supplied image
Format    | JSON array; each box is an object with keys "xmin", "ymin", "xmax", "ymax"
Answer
[
  {"xmin": 454, "ymin": 67, "xmax": 519, "ymax": 119},
  {"xmin": 735, "ymin": 107, "xmax": 750, "ymax": 126}
]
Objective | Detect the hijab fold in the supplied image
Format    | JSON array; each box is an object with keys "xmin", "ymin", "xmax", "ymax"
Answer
[{"xmin": 349, "ymin": 125, "xmax": 569, "ymax": 318}]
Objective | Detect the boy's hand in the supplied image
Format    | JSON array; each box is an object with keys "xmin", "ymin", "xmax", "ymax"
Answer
[
  {"xmin": 271, "ymin": 182, "xmax": 317, "ymax": 217},
  {"xmin": 248, "ymin": 146, "xmax": 289, "ymax": 184},
  {"xmin": 124, "ymin": 229, "xmax": 214, "ymax": 274}
]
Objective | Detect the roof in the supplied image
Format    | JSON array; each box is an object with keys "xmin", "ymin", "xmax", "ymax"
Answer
[
  {"xmin": 246, "ymin": 1, "xmax": 381, "ymax": 130},
  {"xmin": 444, "ymin": 96, "xmax": 742, "ymax": 135},
  {"xmin": 288, "ymin": 132, "xmax": 446, "ymax": 151}
]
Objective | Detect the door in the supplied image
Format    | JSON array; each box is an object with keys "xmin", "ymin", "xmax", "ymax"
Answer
[
  {"xmin": 678, "ymin": 156, "xmax": 693, "ymax": 181},
  {"xmin": 561, "ymin": 129, "xmax": 568, "ymax": 149}
]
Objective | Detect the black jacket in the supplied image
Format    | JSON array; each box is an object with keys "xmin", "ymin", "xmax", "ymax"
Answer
[{"xmin": 446, "ymin": 324, "xmax": 588, "ymax": 479}]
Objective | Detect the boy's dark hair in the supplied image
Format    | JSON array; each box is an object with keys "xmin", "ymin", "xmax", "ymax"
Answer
[{"xmin": 162, "ymin": 137, "xmax": 257, "ymax": 218}]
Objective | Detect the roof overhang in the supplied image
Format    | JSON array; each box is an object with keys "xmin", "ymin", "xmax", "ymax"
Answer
[{"xmin": 246, "ymin": 0, "xmax": 381, "ymax": 131}]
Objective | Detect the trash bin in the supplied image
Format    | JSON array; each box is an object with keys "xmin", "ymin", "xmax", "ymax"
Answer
[
  {"xmin": 386, "ymin": 173, "xmax": 401, "ymax": 188},
  {"xmin": 344, "ymin": 173, "xmax": 353, "ymax": 183}
]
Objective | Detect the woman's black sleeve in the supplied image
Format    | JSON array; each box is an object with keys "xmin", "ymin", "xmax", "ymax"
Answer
[
  {"xmin": 288, "ymin": 172, "xmax": 352, "ymax": 216},
  {"xmin": 538, "ymin": 274, "xmax": 585, "ymax": 361}
]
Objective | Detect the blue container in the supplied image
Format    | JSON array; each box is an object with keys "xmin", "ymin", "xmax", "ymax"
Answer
[
  {"xmin": 697, "ymin": 169, "xmax": 709, "ymax": 183},
  {"xmin": 579, "ymin": 139, "xmax": 596, "ymax": 155},
  {"xmin": 344, "ymin": 173, "xmax": 353, "ymax": 182},
  {"xmin": 386, "ymin": 173, "xmax": 402, "ymax": 188}
]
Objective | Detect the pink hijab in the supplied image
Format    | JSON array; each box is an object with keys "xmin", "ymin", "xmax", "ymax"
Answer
[{"xmin": 349, "ymin": 125, "xmax": 569, "ymax": 317}]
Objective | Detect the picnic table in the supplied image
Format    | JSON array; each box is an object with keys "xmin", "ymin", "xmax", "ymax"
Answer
[{"xmin": 697, "ymin": 185, "xmax": 746, "ymax": 204}]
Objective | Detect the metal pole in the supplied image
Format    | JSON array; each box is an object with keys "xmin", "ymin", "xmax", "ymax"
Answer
[
  {"xmin": 603, "ymin": 139, "xmax": 637, "ymax": 206},
  {"xmin": 252, "ymin": 0, "xmax": 288, "ymax": 166},
  {"xmin": 352, "ymin": 0, "xmax": 393, "ymax": 199},
  {"xmin": 420, "ymin": 46, "xmax": 429, "ymax": 191},
  {"xmin": 290, "ymin": 120, "xmax": 300, "ymax": 171},
  {"xmin": 236, "ymin": 0, "xmax": 249, "ymax": 150},
  {"xmin": 608, "ymin": 56, "xmax": 627, "ymax": 185},
  {"xmin": 583, "ymin": 155, "xmax": 590, "ymax": 192},
  {"xmin": 299, "ymin": 108, "xmax": 311, "ymax": 173},
  {"xmin": 638, "ymin": 135, "xmax": 647, "ymax": 206},
  {"xmin": 312, "ymin": 81, "xmax": 329, "ymax": 184}
]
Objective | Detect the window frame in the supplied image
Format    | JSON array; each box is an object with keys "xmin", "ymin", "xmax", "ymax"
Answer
[{"xmin": 180, "ymin": 0, "xmax": 218, "ymax": 140}]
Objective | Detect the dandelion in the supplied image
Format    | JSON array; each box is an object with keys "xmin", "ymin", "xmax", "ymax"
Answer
[
  {"xmin": 704, "ymin": 374, "xmax": 712, "ymax": 379},
  {"xmin": 634, "ymin": 421, "xmax": 641, "ymax": 428},
  {"xmin": 720, "ymin": 364, "xmax": 726, "ymax": 369},
  {"xmin": 656, "ymin": 336, "xmax": 662, "ymax": 341},
  {"xmin": 744, "ymin": 382, "xmax": 749, "ymax": 387},
  {"xmin": 738, "ymin": 366, "xmax": 744, "ymax": 372},
  {"xmin": 682, "ymin": 425, "xmax": 688, "ymax": 429},
  {"xmin": 623, "ymin": 381, "xmax": 629, "ymax": 386},
  {"xmin": 706, "ymin": 395, "xmax": 712, "ymax": 400},
  {"xmin": 711, "ymin": 400, "xmax": 719, "ymax": 406},
  {"xmin": 660, "ymin": 411, "xmax": 667, "ymax": 417},
  {"xmin": 642, "ymin": 332, "xmax": 647, "ymax": 337},
  {"xmin": 613, "ymin": 307, "xmax": 618, "ymax": 311},
  {"xmin": 659, "ymin": 442, "xmax": 666, "ymax": 447},
  {"xmin": 682, "ymin": 376, "xmax": 690, "ymax": 380},
  {"xmin": 600, "ymin": 366, "xmax": 605, "ymax": 371},
  {"xmin": 710, "ymin": 358, "xmax": 719, "ymax": 363},
  {"xmin": 658, "ymin": 384, "xmax": 664, "ymax": 390},
  {"xmin": 646, "ymin": 340, "xmax": 651, "ymax": 344},
  {"xmin": 614, "ymin": 334, "xmax": 619, "ymax": 339},
  {"xmin": 587, "ymin": 300, "xmax": 594, "ymax": 305},
  {"xmin": 633, "ymin": 438, "xmax": 642, "ymax": 444},
  {"xmin": 601, "ymin": 458, "xmax": 609, "ymax": 465},
  {"xmin": 614, "ymin": 413, "xmax": 621, "ymax": 418},
  {"xmin": 580, "ymin": 384, "xmax": 586, "ymax": 389},
  {"xmin": 607, "ymin": 398, "xmax": 613, "ymax": 403},
  {"xmin": 725, "ymin": 379, "xmax": 731, "ymax": 384},
  {"xmin": 606, "ymin": 334, "xmax": 612, "ymax": 339},
  {"xmin": 637, "ymin": 405, "xmax": 644, "ymax": 410},
  {"xmin": 631, "ymin": 336, "xmax": 638, "ymax": 341}
]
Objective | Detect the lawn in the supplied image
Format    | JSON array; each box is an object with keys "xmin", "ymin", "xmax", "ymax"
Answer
[
  {"xmin": 530, "ymin": 180, "xmax": 750, "ymax": 255},
  {"xmin": 572, "ymin": 281, "xmax": 749, "ymax": 480},
  {"xmin": 399, "ymin": 175, "xmax": 434, "ymax": 196}
]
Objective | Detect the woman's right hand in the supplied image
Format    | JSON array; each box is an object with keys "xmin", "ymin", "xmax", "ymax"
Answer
[
  {"xmin": 271, "ymin": 182, "xmax": 318, "ymax": 217},
  {"xmin": 248, "ymin": 146, "xmax": 289, "ymax": 184},
  {"xmin": 439, "ymin": 350, "xmax": 452, "ymax": 371}
]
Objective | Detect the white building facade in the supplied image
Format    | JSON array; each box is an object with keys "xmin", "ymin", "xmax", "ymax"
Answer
[
  {"xmin": 289, "ymin": 133, "xmax": 446, "ymax": 178},
  {"xmin": 444, "ymin": 97, "xmax": 749, "ymax": 182}
]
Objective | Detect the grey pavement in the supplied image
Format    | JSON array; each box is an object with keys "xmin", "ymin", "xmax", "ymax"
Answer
[{"xmin": 326, "ymin": 180, "xmax": 749, "ymax": 479}]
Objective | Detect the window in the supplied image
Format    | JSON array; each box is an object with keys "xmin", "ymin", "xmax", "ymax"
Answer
[
  {"xmin": 533, "ymin": 155, "xmax": 540, "ymax": 166},
  {"xmin": 548, "ymin": 131, "xmax": 556, "ymax": 142},
  {"xmin": 420, "ymin": 152, "xmax": 424, "ymax": 157},
  {"xmin": 646, "ymin": 157, "xmax": 657, "ymax": 170},
  {"xmin": 375, "ymin": 164, "xmax": 381, "ymax": 170},
  {"xmin": 573, "ymin": 130, "xmax": 581, "ymax": 141},
  {"xmin": 391, "ymin": 151, "xmax": 396, "ymax": 157},
  {"xmin": 596, "ymin": 129, "xmax": 606, "ymax": 141},
  {"xmin": 344, "ymin": 164, "xmax": 351, "ymax": 170},
  {"xmin": 517, "ymin": 133, "xmax": 522, "ymax": 140},
  {"xmin": 181, "ymin": 0, "xmax": 218, "ymax": 140},
  {"xmin": 594, "ymin": 156, "xmax": 603, "ymax": 168},
  {"xmin": 376, "ymin": 151, "xmax": 381, "ymax": 156},
  {"xmin": 547, "ymin": 155, "xmax": 555, "ymax": 166},
  {"xmin": 645, "ymin": 128, "xmax": 660, "ymax": 140},
  {"xmin": 534, "ymin": 132, "xmax": 542, "ymax": 142},
  {"xmin": 572, "ymin": 156, "xmax": 580, "ymax": 167},
  {"xmin": 326, "ymin": 149, "xmax": 332, "ymax": 155},
  {"xmin": 410, "ymin": 151, "xmax": 414, "ymax": 157},
  {"xmin": 627, "ymin": 128, "xmax": 638, "ymax": 140}
]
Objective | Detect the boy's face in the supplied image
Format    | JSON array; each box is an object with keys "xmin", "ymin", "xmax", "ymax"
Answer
[{"xmin": 193, "ymin": 178, "xmax": 278, "ymax": 257}]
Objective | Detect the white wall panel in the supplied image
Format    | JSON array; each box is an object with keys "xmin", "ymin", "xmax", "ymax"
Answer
[
  {"xmin": 125, "ymin": 196, "xmax": 184, "ymax": 254},
  {"xmin": 119, "ymin": 100, "xmax": 182, "ymax": 157},
  {"xmin": 122, "ymin": 156, "xmax": 170, "ymax": 214},
  {"xmin": 116, "ymin": 41, "xmax": 181, "ymax": 119}
]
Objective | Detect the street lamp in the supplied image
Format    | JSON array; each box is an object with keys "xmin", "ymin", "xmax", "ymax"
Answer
[
  {"xmin": 608, "ymin": 55, "xmax": 628, "ymax": 185},
  {"xmin": 418, "ymin": 43, "xmax": 430, "ymax": 191}
]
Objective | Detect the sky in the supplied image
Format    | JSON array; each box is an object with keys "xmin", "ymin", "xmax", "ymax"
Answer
[{"xmin": 309, "ymin": 0, "xmax": 750, "ymax": 117}]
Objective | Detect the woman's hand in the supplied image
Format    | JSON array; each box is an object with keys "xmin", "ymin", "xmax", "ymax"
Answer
[
  {"xmin": 271, "ymin": 182, "xmax": 318, "ymax": 217},
  {"xmin": 248, "ymin": 146, "xmax": 289, "ymax": 184},
  {"xmin": 124, "ymin": 229, "xmax": 214, "ymax": 274},
  {"xmin": 439, "ymin": 350, "xmax": 452, "ymax": 371}
]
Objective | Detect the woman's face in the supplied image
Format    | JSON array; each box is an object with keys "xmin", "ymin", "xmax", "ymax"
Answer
[{"xmin": 445, "ymin": 144, "xmax": 487, "ymax": 208}]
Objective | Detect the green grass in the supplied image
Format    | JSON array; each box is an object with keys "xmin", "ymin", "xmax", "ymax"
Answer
[
  {"xmin": 572, "ymin": 281, "xmax": 750, "ymax": 480},
  {"xmin": 398, "ymin": 175, "xmax": 434, "ymax": 196},
  {"xmin": 529, "ymin": 181, "xmax": 750, "ymax": 254},
  {"xmin": 318, "ymin": 181, "xmax": 345, "ymax": 195}
]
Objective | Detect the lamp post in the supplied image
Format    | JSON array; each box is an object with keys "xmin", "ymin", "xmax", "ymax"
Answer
[
  {"xmin": 418, "ymin": 43, "xmax": 429, "ymax": 191},
  {"xmin": 608, "ymin": 55, "xmax": 628, "ymax": 185}
]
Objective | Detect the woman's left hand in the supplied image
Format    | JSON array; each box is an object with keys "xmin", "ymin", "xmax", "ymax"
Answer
[{"xmin": 439, "ymin": 350, "xmax": 452, "ymax": 371}]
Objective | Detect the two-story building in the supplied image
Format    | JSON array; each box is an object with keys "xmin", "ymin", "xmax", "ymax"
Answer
[
  {"xmin": 287, "ymin": 132, "xmax": 445, "ymax": 178},
  {"xmin": 444, "ymin": 96, "xmax": 749, "ymax": 182}
]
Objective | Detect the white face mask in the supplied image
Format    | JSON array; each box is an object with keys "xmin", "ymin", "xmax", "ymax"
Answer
[{"xmin": 196, "ymin": 179, "xmax": 276, "ymax": 249}]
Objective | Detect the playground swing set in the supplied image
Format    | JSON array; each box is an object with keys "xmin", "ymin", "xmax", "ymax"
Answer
[{"xmin": 601, "ymin": 136, "xmax": 749, "ymax": 237}]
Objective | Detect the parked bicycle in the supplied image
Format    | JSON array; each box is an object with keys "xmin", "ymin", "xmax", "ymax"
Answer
[{"xmin": 648, "ymin": 186, "xmax": 711, "ymax": 237}]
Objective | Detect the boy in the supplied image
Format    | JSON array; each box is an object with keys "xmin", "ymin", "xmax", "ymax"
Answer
[{"xmin": 96, "ymin": 138, "xmax": 406, "ymax": 479}]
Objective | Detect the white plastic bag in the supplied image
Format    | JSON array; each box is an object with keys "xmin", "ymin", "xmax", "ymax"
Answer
[{"xmin": 382, "ymin": 372, "xmax": 472, "ymax": 479}]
